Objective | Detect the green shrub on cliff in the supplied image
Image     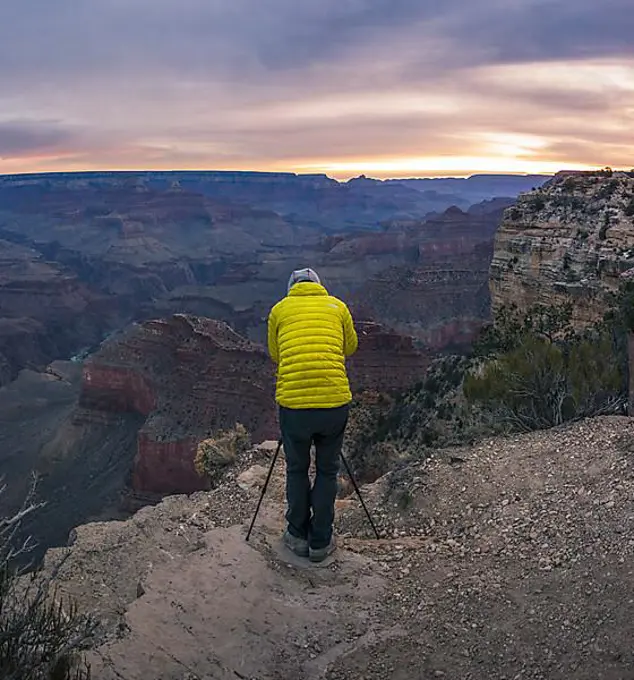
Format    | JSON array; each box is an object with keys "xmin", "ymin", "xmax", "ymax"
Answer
[
  {"xmin": 343, "ymin": 391, "xmax": 398, "ymax": 484},
  {"xmin": 344, "ymin": 355, "xmax": 488, "ymax": 482},
  {"xmin": 345, "ymin": 293, "xmax": 631, "ymax": 474},
  {"xmin": 606, "ymin": 279, "xmax": 634, "ymax": 332},
  {"xmin": 464, "ymin": 330, "xmax": 624, "ymax": 431},
  {"xmin": 465, "ymin": 296, "xmax": 628, "ymax": 431},
  {"xmin": 0, "ymin": 480, "xmax": 95, "ymax": 680}
]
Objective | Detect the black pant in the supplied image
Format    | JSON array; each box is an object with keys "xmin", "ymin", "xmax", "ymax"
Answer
[{"xmin": 279, "ymin": 404, "xmax": 349, "ymax": 550}]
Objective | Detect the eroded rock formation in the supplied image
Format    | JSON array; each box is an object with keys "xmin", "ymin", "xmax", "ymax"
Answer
[
  {"xmin": 81, "ymin": 314, "xmax": 277, "ymax": 497},
  {"xmin": 490, "ymin": 170, "xmax": 634, "ymax": 326}
]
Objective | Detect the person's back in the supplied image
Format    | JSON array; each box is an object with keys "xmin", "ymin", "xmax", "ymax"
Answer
[
  {"xmin": 268, "ymin": 274, "xmax": 357, "ymax": 409},
  {"xmin": 267, "ymin": 268, "xmax": 358, "ymax": 562}
]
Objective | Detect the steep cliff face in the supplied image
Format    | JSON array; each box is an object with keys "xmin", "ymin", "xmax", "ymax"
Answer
[
  {"xmin": 81, "ymin": 315, "xmax": 278, "ymax": 497},
  {"xmin": 490, "ymin": 171, "xmax": 634, "ymax": 325}
]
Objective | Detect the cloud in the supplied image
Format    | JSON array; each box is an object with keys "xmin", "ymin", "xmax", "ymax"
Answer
[
  {"xmin": 0, "ymin": 121, "xmax": 77, "ymax": 157},
  {"xmin": 0, "ymin": 0, "xmax": 632, "ymax": 176},
  {"xmin": 2, "ymin": 0, "xmax": 631, "ymax": 82}
]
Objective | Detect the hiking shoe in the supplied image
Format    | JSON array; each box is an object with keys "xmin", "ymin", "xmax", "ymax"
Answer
[
  {"xmin": 309, "ymin": 537, "xmax": 336, "ymax": 563},
  {"xmin": 283, "ymin": 530, "xmax": 309, "ymax": 558}
]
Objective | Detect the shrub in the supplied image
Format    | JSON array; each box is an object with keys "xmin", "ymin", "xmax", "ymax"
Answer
[
  {"xmin": 562, "ymin": 176, "xmax": 576, "ymax": 192},
  {"xmin": 194, "ymin": 423, "xmax": 250, "ymax": 481},
  {"xmin": 346, "ymin": 290, "xmax": 632, "ymax": 470},
  {"xmin": 562, "ymin": 252, "xmax": 571, "ymax": 270},
  {"xmin": 464, "ymin": 327, "xmax": 625, "ymax": 432},
  {"xmin": 0, "ymin": 479, "xmax": 95, "ymax": 679},
  {"xmin": 596, "ymin": 178, "xmax": 619, "ymax": 200},
  {"xmin": 375, "ymin": 355, "xmax": 489, "ymax": 452},
  {"xmin": 527, "ymin": 194, "xmax": 546, "ymax": 212},
  {"xmin": 473, "ymin": 302, "xmax": 573, "ymax": 357},
  {"xmin": 624, "ymin": 197, "xmax": 634, "ymax": 217}
]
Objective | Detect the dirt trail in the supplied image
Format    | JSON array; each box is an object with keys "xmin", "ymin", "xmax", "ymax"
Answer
[{"xmin": 44, "ymin": 417, "xmax": 634, "ymax": 679}]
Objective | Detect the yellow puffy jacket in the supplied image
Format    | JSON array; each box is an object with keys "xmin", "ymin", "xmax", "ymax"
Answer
[{"xmin": 267, "ymin": 281, "xmax": 358, "ymax": 409}]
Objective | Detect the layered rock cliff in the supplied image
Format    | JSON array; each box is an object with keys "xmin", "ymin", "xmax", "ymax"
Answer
[
  {"xmin": 81, "ymin": 314, "xmax": 278, "ymax": 498},
  {"xmin": 490, "ymin": 170, "xmax": 634, "ymax": 325}
]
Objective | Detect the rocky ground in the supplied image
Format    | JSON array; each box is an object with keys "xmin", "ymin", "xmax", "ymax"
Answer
[{"xmin": 43, "ymin": 416, "xmax": 633, "ymax": 679}]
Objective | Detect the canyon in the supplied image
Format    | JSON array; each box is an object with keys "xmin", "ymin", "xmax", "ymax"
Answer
[
  {"xmin": 4, "ymin": 168, "xmax": 632, "ymax": 680},
  {"xmin": 0, "ymin": 171, "xmax": 545, "ymax": 382},
  {"xmin": 0, "ymin": 169, "xmax": 545, "ymax": 556}
]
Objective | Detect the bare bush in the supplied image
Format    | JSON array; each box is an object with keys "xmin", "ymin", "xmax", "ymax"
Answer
[
  {"xmin": 0, "ymin": 477, "xmax": 96, "ymax": 680},
  {"xmin": 195, "ymin": 423, "xmax": 251, "ymax": 482}
]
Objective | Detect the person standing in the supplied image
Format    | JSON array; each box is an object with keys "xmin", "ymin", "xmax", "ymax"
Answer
[{"xmin": 267, "ymin": 268, "xmax": 358, "ymax": 562}]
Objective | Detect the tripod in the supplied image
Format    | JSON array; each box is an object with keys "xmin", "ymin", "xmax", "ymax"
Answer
[{"xmin": 245, "ymin": 438, "xmax": 380, "ymax": 542}]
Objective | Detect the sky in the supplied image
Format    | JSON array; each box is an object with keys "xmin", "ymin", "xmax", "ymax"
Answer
[{"xmin": 0, "ymin": 0, "xmax": 632, "ymax": 179}]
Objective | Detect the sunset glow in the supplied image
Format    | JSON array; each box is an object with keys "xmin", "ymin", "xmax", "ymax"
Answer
[{"xmin": 0, "ymin": 1, "xmax": 632, "ymax": 179}]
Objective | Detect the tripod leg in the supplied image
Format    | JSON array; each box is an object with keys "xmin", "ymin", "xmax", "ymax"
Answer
[
  {"xmin": 339, "ymin": 450, "xmax": 380, "ymax": 540},
  {"xmin": 246, "ymin": 439, "xmax": 283, "ymax": 542}
]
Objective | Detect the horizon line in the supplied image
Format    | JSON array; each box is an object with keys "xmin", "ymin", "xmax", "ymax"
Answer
[{"xmin": 0, "ymin": 167, "xmax": 562, "ymax": 183}]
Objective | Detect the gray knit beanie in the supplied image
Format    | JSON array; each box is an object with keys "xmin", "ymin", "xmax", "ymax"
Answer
[{"xmin": 287, "ymin": 267, "xmax": 321, "ymax": 293}]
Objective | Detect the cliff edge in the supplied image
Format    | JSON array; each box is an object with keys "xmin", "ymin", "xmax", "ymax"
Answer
[{"xmin": 42, "ymin": 416, "xmax": 634, "ymax": 679}]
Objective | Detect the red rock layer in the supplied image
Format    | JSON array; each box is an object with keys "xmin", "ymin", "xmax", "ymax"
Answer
[
  {"xmin": 81, "ymin": 314, "xmax": 277, "ymax": 496},
  {"xmin": 81, "ymin": 364, "xmax": 156, "ymax": 416}
]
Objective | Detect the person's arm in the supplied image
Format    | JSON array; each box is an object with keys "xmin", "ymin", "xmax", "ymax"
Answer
[
  {"xmin": 267, "ymin": 307, "xmax": 279, "ymax": 364},
  {"xmin": 342, "ymin": 304, "xmax": 358, "ymax": 357}
]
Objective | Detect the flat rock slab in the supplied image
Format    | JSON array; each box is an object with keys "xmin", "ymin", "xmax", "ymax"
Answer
[{"xmin": 89, "ymin": 525, "xmax": 389, "ymax": 680}]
